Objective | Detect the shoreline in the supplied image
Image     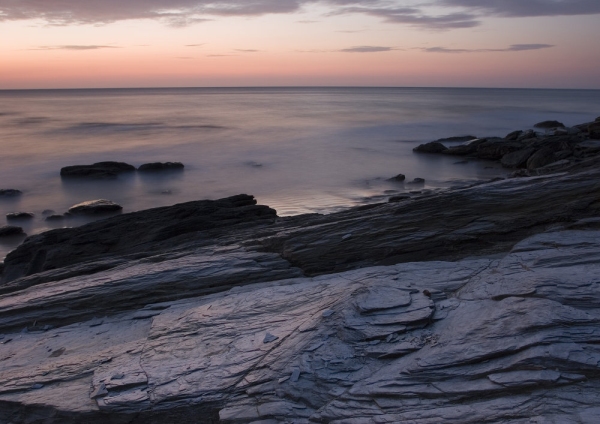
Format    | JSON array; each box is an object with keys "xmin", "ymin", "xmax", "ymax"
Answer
[{"xmin": 0, "ymin": 118, "xmax": 600, "ymax": 422}]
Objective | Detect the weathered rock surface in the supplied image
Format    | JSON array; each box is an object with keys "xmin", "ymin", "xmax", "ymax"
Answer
[
  {"xmin": 60, "ymin": 162, "xmax": 136, "ymax": 179},
  {"xmin": 67, "ymin": 200, "xmax": 123, "ymax": 216},
  {"xmin": 0, "ymin": 189, "xmax": 22, "ymax": 197},
  {"xmin": 1, "ymin": 163, "xmax": 600, "ymax": 423},
  {"xmin": 138, "ymin": 162, "xmax": 184, "ymax": 172},
  {"xmin": 500, "ymin": 147, "xmax": 534, "ymax": 168},
  {"xmin": 0, "ymin": 226, "xmax": 24, "ymax": 237}
]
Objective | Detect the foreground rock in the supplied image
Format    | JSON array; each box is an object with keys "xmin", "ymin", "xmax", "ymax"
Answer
[
  {"xmin": 67, "ymin": 200, "xmax": 123, "ymax": 215},
  {"xmin": 1, "ymin": 163, "xmax": 600, "ymax": 422},
  {"xmin": 60, "ymin": 162, "xmax": 136, "ymax": 178},
  {"xmin": 138, "ymin": 162, "xmax": 184, "ymax": 172}
]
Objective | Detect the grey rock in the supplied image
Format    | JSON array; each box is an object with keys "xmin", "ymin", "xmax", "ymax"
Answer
[
  {"xmin": 138, "ymin": 162, "xmax": 184, "ymax": 172},
  {"xmin": 1, "ymin": 162, "xmax": 600, "ymax": 423},
  {"xmin": 442, "ymin": 138, "xmax": 486, "ymax": 156},
  {"xmin": 67, "ymin": 200, "xmax": 123, "ymax": 215},
  {"xmin": 60, "ymin": 162, "xmax": 136, "ymax": 179},
  {"xmin": 263, "ymin": 333, "xmax": 278, "ymax": 344}
]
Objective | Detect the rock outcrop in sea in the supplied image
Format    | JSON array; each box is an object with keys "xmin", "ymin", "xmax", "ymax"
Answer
[{"xmin": 1, "ymin": 125, "xmax": 600, "ymax": 423}]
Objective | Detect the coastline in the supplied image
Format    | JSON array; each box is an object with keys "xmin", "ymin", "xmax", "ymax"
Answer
[{"xmin": 1, "ymin": 118, "xmax": 600, "ymax": 422}]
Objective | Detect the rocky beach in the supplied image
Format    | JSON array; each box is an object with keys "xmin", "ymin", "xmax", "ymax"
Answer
[{"xmin": 1, "ymin": 116, "xmax": 600, "ymax": 423}]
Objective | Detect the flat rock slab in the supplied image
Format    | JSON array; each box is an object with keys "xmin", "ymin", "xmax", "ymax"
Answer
[{"xmin": 1, "ymin": 230, "xmax": 600, "ymax": 423}]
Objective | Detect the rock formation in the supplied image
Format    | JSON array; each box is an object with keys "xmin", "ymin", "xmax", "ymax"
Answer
[
  {"xmin": 60, "ymin": 162, "xmax": 136, "ymax": 179},
  {"xmin": 1, "ymin": 144, "xmax": 600, "ymax": 422}
]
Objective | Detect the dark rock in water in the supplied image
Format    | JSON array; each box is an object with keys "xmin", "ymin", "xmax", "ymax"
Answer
[
  {"xmin": 534, "ymin": 120, "xmax": 565, "ymax": 129},
  {"xmin": 589, "ymin": 121, "xmax": 600, "ymax": 140},
  {"xmin": 67, "ymin": 200, "xmax": 123, "ymax": 215},
  {"xmin": 42, "ymin": 210, "xmax": 55, "ymax": 216},
  {"xmin": 388, "ymin": 174, "xmax": 406, "ymax": 182},
  {"xmin": 388, "ymin": 195, "xmax": 410, "ymax": 203},
  {"xmin": 501, "ymin": 148, "xmax": 535, "ymax": 168},
  {"xmin": 527, "ymin": 147, "xmax": 556, "ymax": 170},
  {"xmin": 442, "ymin": 138, "xmax": 486, "ymax": 156},
  {"xmin": 0, "ymin": 189, "xmax": 22, "ymax": 197},
  {"xmin": 45, "ymin": 214, "xmax": 65, "ymax": 222},
  {"xmin": 6, "ymin": 212, "xmax": 34, "ymax": 221},
  {"xmin": 60, "ymin": 162, "xmax": 136, "ymax": 178},
  {"xmin": 436, "ymin": 135, "xmax": 477, "ymax": 143},
  {"xmin": 0, "ymin": 226, "xmax": 24, "ymax": 237},
  {"xmin": 413, "ymin": 142, "xmax": 447, "ymax": 153},
  {"xmin": 505, "ymin": 130, "xmax": 523, "ymax": 141},
  {"xmin": 138, "ymin": 162, "xmax": 184, "ymax": 172},
  {"xmin": 477, "ymin": 140, "xmax": 524, "ymax": 160},
  {"xmin": 407, "ymin": 178, "xmax": 425, "ymax": 184}
]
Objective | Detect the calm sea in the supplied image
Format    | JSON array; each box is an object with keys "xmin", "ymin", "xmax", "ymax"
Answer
[{"xmin": 1, "ymin": 87, "xmax": 599, "ymax": 258}]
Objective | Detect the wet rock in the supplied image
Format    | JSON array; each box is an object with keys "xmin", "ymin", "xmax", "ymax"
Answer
[
  {"xmin": 477, "ymin": 140, "xmax": 524, "ymax": 160},
  {"xmin": 138, "ymin": 162, "xmax": 184, "ymax": 172},
  {"xmin": 407, "ymin": 178, "xmax": 425, "ymax": 184},
  {"xmin": 6, "ymin": 212, "xmax": 34, "ymax": 221},
  {"xmin": 436, "ymin": 135, "xmax": 477, "ymax": 143},
  {"xmin": 527, "ymin": 147, "xmax": 556, "ymax": 170},
  {"xmin": 67, "ymin": 200, "xmax": 123, "ymax": 215},
  {"xmin": 45, "ymin": 215, "xmax": 65, "ymax": 222},
  {"xmin": 505, "ymin": 130, "xmax": 523, "ymax": 141},
  {"xmin": 500, "ymin": 147, "xmax": 535, "ymax": 168},
  {"xmin": 413, "ymin": 141, "xmax": 447, "ymax": 153},
  {"xmin": 388, "ymin": 174, "xmax": 406, "ymax": 182},
  {"xmin": 60, "ymin": 162, "xmax": 136, "ymax": 179},
  {"xmin": 0, "ymin": 189, "xmax": 22, "ymax": 197},
  {"xmin": 517, "ymin": 129, "xmax": 538, "ymax": 142},
  {"xmin": 389, "ymin": 195, "xmax": 410, "ymax": 203},
  {"xmin": 442, "ymin": 138, "xmax": 486, "ymax": 156},
  {"xmin": 589, "ymin": 121, "xmax": 600, "ymax": 140},
  {"xmin": 0, "ymin": 226, "xmax": 24, "ymax": 237},
  {"xmin": 534, "ymin": 120, "xmax": 565, "ymax": 129}
]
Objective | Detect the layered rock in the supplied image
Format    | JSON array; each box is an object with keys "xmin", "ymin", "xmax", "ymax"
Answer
[{"xmin": 1, "ymin": 160, "xmax": 600, "ymax": 423}]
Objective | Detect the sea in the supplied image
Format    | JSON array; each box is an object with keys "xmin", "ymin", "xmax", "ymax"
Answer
[{"xmin": 1, "ymin": 87, "xmax": 599, "ymax": 259}]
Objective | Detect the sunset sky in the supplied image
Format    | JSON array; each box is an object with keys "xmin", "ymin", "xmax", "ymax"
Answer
[{"xmin": 2, "ymin": 0, "xmax": 600, "ymax": 89}]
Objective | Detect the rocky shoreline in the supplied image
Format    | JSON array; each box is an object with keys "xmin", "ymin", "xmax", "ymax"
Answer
[{"xmin": 1, "ymin": 122, "xmax": 600, "ymax": 423}]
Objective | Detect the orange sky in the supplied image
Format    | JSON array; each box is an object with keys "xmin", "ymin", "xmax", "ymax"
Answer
[{"xmin": 1, "ymin": 1, "xmax": 600, "ymax": 89}]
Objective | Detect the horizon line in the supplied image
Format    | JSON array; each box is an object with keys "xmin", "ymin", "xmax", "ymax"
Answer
[{"xmin": 1, "ymin": 85, "xmax": 599, "ymax": 92}]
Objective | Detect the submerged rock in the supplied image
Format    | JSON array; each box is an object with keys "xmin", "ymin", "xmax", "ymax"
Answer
[
  {"xmin": 60, "ymin": 162, "xmax": 136, "ymax": 178},
  {"xmin": 388, "ymin": 173, "xmax": 406, "ymax": 182},
  {"xmin": 138, "ymin": 162, "xmax": 184, "ymax": 172},
  {"xmin": 534, "ymin": 120, "xmax": 565, "ymax": 129},
  {"xmin": 413, "ymin": 141, "xmax": 447, "ymax": 153},
  {"xmin": 0, "ymin": 226, "xmax": 24, "ymax": 237},
  {"xmin": 67, "ymin": 200, "xmax": 123, "ymax": 215},
  {"xmin": 6, "ymin": 212, "xmax": 34, "ymax": 221},
  {"xmin": 0, "ymin": 189, "xmax": 22, "ymax": 197}
]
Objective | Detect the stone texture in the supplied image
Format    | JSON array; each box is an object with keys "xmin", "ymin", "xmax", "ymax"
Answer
[
  {"xmin": 500, "ymin": 147, "xmax": 535, "ymax": 168},
  {"xmin": 1, "ymin": 163, "xmax": 600, "ymax": 423}
]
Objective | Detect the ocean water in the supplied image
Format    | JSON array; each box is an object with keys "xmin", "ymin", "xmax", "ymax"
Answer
[{"xmin": 1, "ymin": 87, "xmax": 599, "ymax": 258}]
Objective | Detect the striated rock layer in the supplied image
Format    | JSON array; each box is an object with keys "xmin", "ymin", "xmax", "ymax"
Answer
[{"xmin": 1, "ymin": 163, "xmax": 600, "ymax": 423}]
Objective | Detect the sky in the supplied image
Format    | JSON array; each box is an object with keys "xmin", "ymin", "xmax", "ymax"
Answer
[{"xmin": 1, "ymin": 0, "xmax": 600, "ymax": 89}]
